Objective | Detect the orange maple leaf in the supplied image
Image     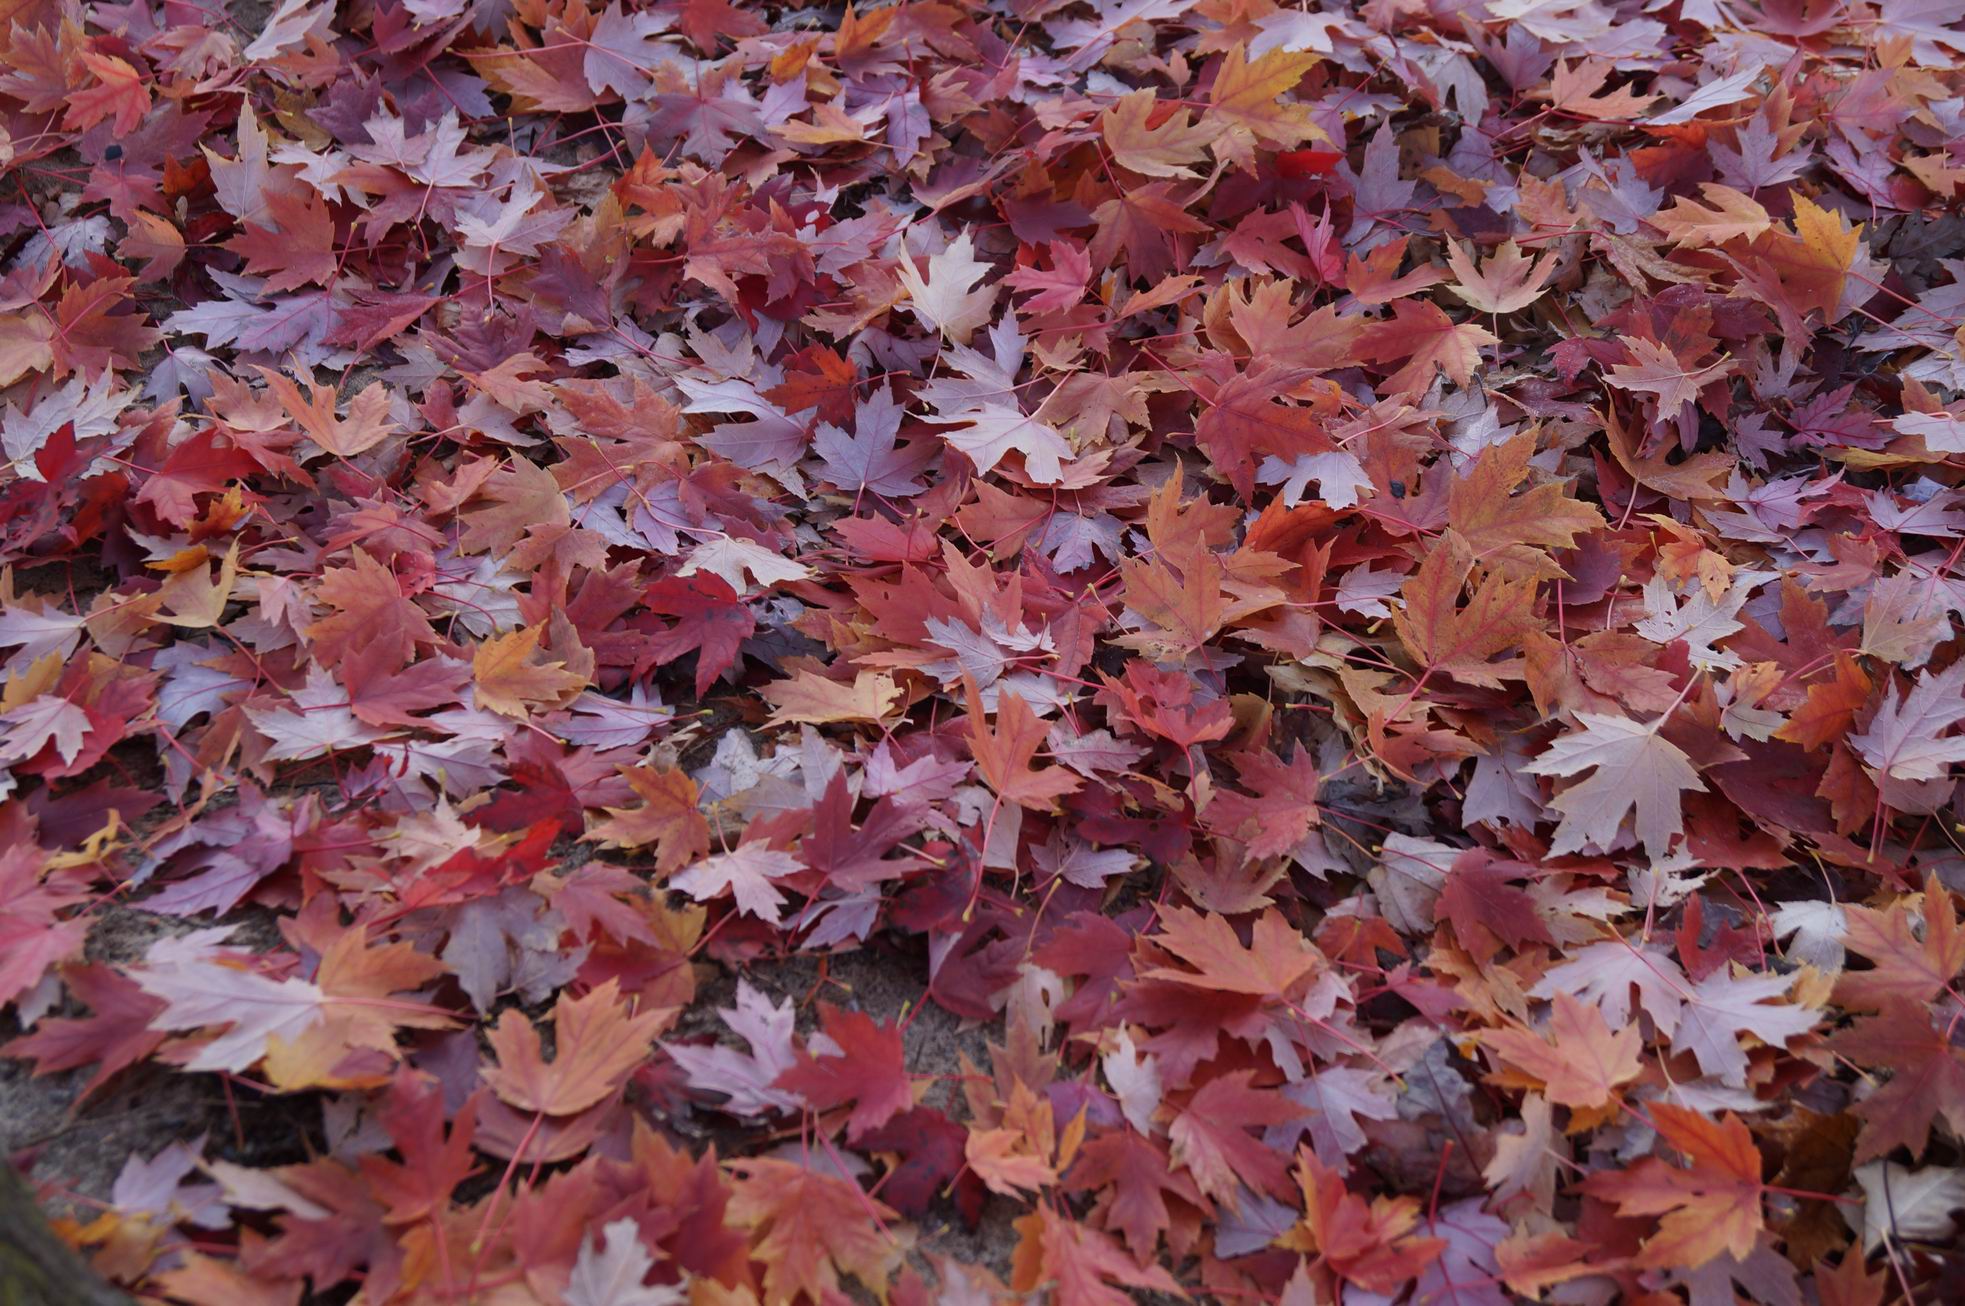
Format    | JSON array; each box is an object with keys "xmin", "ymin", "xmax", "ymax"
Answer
[
  {"xmin": 1101, "ymin": 89, "xmax": 1219, "ymax": 178},
  {"xmin": 1836, "ymin": 874, "xmax": 1965, "ymax": 1009},
  {"xmin": 1444, "ymin": 238, "xmax": 1556, "ymax": 315},
  {"xmin": 1392, "ymin": 537, "xmax": 1538, "ymax": 688},
  {"xmin": 1586, "ymin": 1104, "xmax": 1765, "ymax": 1268},
  {"xmin": 1447, "ymin": 432, "xmax": 1604, "ymax": 577},
  {"xmin": 1137, "ymin": 906, "xmax": 1324, "ymax": 998},
  {"xmin": 472, "ymin": 622, "xmax": 588, "ymax": 718},
  {"xmin": 1282, "ymin": 1149, "xmax": 1445, "ymax": 1294},
  {"xmin": 481, "ymin": 978, "xmax": 670, "ymax": 1115},
  {"xmin": 587, "ymin": 762, "xmax": 711, "ymax": 873},
  {"xmin": 1011, "ymin": 1203, "xmax": 1184, "ymax": 1305},
  {"xmin": 65, "ymin": 49, "xmax": 148, "ymax": 135},
  {"xmin": 1357, "ymin": 300, "xmax": 1497, "ymax": 395},
  {"xmin": 966, "ymin": 679, "xmax": 1081, "ymax": 811},
  {"xmin": 1481, "ymin": 992, "xmax": 1643, "ymax": 1110},
  {"xmin": 1775, "ymin": 652, "xmax": 1872, "ymax": 752},
  {"xmin": 728, "ymin": 1158, "xmax": 905, "ymax": 1305},
  {"xmin": 1204, "ymin": 43, "xmax": 1321, "ymax": 169}
]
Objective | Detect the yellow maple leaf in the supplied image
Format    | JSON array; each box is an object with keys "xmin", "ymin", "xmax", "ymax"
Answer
[
  {"xmin": 759, "ymin": 667, "xmax": 902, "ymax": 726},
  {"xmin": 472, "ymin": 622, "xmax": 587, "ymax": 718},
  {"xmin": 1205, "ymin": 44, "xmax": 1323, "ymax": 171},
  {"xmin": 1101, "ymin": 89, "xmax": 1220, "ymax": 178}
]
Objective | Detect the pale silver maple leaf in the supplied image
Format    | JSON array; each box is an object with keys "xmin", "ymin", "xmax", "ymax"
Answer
[
  {"xmin": 1633, "ymin": 571, "xmax": 1770, "ymax": 669},
  {"xmin": 678, "ymin": 537, "xmax": 811, "ymax": 593},
  {"xmin": 1102, "ymin": 1027, "xmax": 1163, "ymax": 1136},
  {"xmin": 0, "ymin": 602, "xmax": 85, "ymax": 671},
  {"xmin": 567, "ymin": 1219, "xmax": 685, "ymax": 1306},
  {"xmin": 1669, "ymin": 969, "xmax": 1818, "ymax": 1086},
  {"xmin": 0, "ymin": 694, "xmax": 91, "ymax": 765},
  {"xmin": 923, "ymin": 613, "xmax": 1052, "ymax": 689},
  {"xmin": 895, "ymin": 229, "xmax": 999, "ymax": 343},
  {"xmin": 1268, "ymin": 1066, "xmax": 1399, "ymax": 1166},
  {"xmin": 1893, "ymin": 410, "xmax": 1965, "ymax": 452},
  {"xmin": 1257, "ymin": 450, "xmax": 1373, "ymax": 509},
  {"xmin": 917, "ymin": 319, "xmax": 1072, "ymax": 484},
  {"xmin": 1856, "ymin": 1161, "xmax": 1965, "ymax": 1252},
  {"xmin": 1769, "ymin": 900, "xmax": 1847, "ymax": 971},
  {"xmin": 670, "ymin": 843, "xmax": 804, "ymax": 924},
  {"xmin": 1530, "ymin": 939, "xmax": 1688, "ymax": 1036},
  {"xmin": 133, "ymin": 932, "xmax": 327, "ymax": 1073},
  {"xmin": 933, "ymin": 405, "xmax": 1074, "ymax": 486},
  {"xmin": 242, "ymin": 0, "xmax": 335, "ymax": 61},
  {"xmin": 245, "ymin": 667, "xmax": 396, "ymax": 762},
  {"xmin": 1524, "ymin": 711, "xmax": 1706, "ymax": 861},
  {"xmin": 1369, "ymin": 833, "xmax": 1455, "ymax": 934},
  {"xmin": 1034, "ymin": 832, "xmax": 1137, "ymax": 889},
  {"xmin": 1849, "ymin": 660, "xmax": 1965, "ymax": 782},
  {"xmin": 666, "ymin": 980, "xmax": 801, "ymax": 1117},
  {"xmin": 583, "ymin": 2, "xmax": 678, "ymax": 98},
  {"xmin": 4, "ymin": 370, "xmax": 137, "ymax": 479}
]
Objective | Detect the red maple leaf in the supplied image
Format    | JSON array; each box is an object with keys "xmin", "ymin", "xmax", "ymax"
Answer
[
  {"xmin": 775, "ymin": 1003, "xmax": 913, "ymax": 1142},
  {"xmin": 636, "ymin": 572, "xmax": 756, "ymax": 696}
]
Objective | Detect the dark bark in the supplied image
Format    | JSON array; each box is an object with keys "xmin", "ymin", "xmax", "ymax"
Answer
[{"xmin": 0, "ymin": 1159, "xmax": 129, "ymax": 1306}]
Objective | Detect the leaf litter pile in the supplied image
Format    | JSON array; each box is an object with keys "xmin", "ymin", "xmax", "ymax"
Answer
[{"xmin": 5, "ymin": 0, "xmax": 1965, "ymax": 1301}]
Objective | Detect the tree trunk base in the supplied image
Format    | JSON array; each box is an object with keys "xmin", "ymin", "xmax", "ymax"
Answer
[{"xmin": 0, "ymin": 1160, "xmax": 130, "ymax": 1306}]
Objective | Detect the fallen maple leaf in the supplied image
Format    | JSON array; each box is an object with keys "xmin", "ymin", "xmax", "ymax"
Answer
[
  {"xmin": 481, "ymin": 978, "xmax": 670, "ymax": 1115},
  {"xmin": 567, "ymin": 1218, "xmax": 683, "ymax": 1306},
  {"xmin": 895, "ymin": 229, "xmax": 999, "ymax": 343},
  {"xmin": 967, "ymin": 680, "xmax": 1082, "ymax": 811},
  {"xmin": 728, "ymin": 1160, "xmax": 905, "ymax": 1305},
  {"xmin": 1101, "ymin": 90, "xmax": 1218, "ymax": 178},
  {"xmin": 1848, "ymin": 661, "xmax": 1965, "ymax": 784},
  {"xmin": 587, "ymin": 764, "xmax": 711, "ymax": 872},
  {"xmin": 774, "ymin": 1003, "xmax": 912, "ymax": 1140},
  {"xmin": 1482, "ymin": 992, "xmax": 1642, "ymax": 1110},
  {"xmin": 1444, "ymin": 239, "xmax": 1556, "ymax": 314},
  {"xmin": 1525, "ymin": 711, "xmax": 1707, "ymax": 861},
  {"xmin": 473, "ymin": 622, "xmax": 588, "ymax": 718},
  {"xmin": 669, "ymin": 842, "xmax": 804, "ymax": 924},
  {"xmin": 1587, "ymin": 1104, "xmax": 1766, "ymax": 1269}
]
